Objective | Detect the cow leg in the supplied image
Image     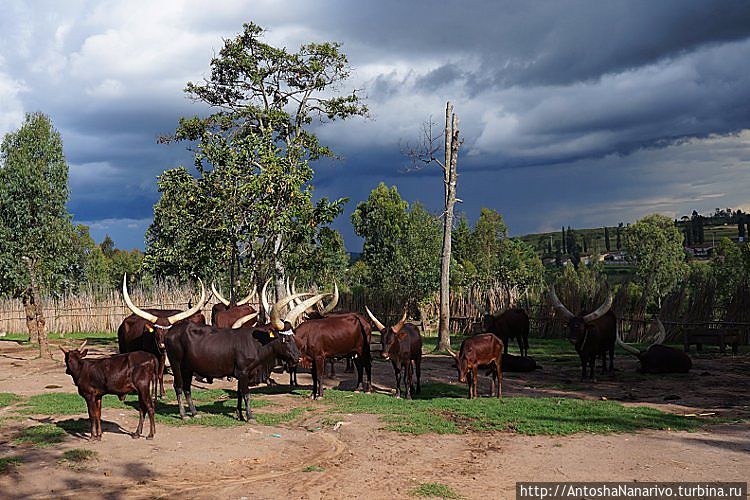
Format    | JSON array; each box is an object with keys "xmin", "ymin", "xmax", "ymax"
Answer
[
  {"xmin": 503, "ymin": 338, "xmax": 509, "ymax": 355},
  {"xmin": 523, "ymin": 335, "xmax": 529, "ymax": 357},
  {"xmin": 183, "ymin": 372, "xmax": 197, "ymax": 417},
  {"xmin": 495, "ymin": 358, "xmax": 503, "ymax": 399},
  {"xmin": 589, "ymin": 355, "xmax": 597, "ymax": 382},
  {"xmin": 85, "ymin": 397, "xmax": 97, "ymax": 440},
  {"xmin": 392, "ymin": 361, "xmax": 401, "ymax": 398},
  {"xmin": 405, "ymin": 361, "xmax": 413, "ymax": 400},
  {"xmin": 95, "ymin": 396, "xmax": 103, "ymax": 440},
  {"xmin": 134, "ymin": 393, "xmax": 145, "ymax": 439},
  {"xmin": 353, "ymin": 355, "xmax": 365, "ymax": 392},
  {"xmin": 363, "ymin": 354, "xmax": 373, "ymax": 393},
  {"xmin": 345, "ymin": 357, "xmax": 354, "ymax": 373},
  {"xmin": 144, "ymin": 383, "xmax": 155, "ymax": 440},
  {"xmin": 579, "ymin": 355, "xmax": 588, "ymax": 381},
  {"xmin": 517, "ymin": 336, "xmax": 524, "ymax": 357},
  {"xmin": 329, "ymin": 358, "xmax": 336, "ymax": 378},
  {"xmin": 609, "ymin": 346, "xmax": 615, "ymax": 372},
  {"xmin": 313, "ymin": 356, "xmax": 325, "ymax": 399},
  {"xmin": 158, "ymin": 352, "xmax": 166, "ymax": 398},
  {"xmin": 414, "ymin": 356, "xmax": 422, "ymax": 395}
]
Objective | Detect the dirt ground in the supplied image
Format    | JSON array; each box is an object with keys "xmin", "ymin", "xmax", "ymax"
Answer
[{"xmin": 0, "ymin": 338, "xmax": 748, "ymax": 499}]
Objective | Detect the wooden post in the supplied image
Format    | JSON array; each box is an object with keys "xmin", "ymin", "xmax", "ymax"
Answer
[{"xmin": 437, "ymin": 102, "xmax": 460, "ymax": 352}]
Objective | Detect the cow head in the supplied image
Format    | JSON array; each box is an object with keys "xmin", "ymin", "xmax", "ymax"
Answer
[
  {"xmin": 60, "ymin": 341, "xmax": 88, "ymax": 378},
  {"xmin": 446, "ymin": 347, "xmax": 469, "ymax": 383},
  {"xmin": 365, "ymin": 306, "xmax": 406, "ymax": 360},
  {"xmin": 123, "ymin": 274, "xmax": 207, "ymax": 350},
  {"xmin": 549, "ymin": 285, "xmax": 612, "ymax": 346}
]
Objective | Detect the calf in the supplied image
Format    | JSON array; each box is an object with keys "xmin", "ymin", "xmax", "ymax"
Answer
[
  {"xmin": 366, "ymin": 307, "xmax": 422, "ymax": 399},
  {"xmin": 448, "ymin": 333, "xmax": 503, "ymax": 399},
  {"xmin": 61, "ymin": 341, "xmax": 157, "ymax": 441}
]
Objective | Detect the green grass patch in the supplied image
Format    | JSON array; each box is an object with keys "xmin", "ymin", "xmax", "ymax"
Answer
[
  {"xmin": 0, "ymin": 456, "xmax": 24, "ymax": 474},
  {"xmin": 0, "ymin": 393, "xmax": 21, "ymax": 408},
  {"xmin": 254, "ymin": 407, "xmax": 306, "ymax": 426},
  {"xmin": 60, "ymin": 448, "xmax": 97, "ymax": 463},
  {"xmin": 302, "ymin": 465, "xmax": 325, "ymax": 472},
  {"xmin": 1, "ymin": 331, "xmax": 118, "ymax": 345},
  {"xmin": 410, "ymin": 482, "xmax": 462, "ymax": 499},
  {"xmin": 322, "ymin": 383, "xmax": 706, "ymax": 436},
  {"xmin": 17, "ymin": 392, "xmax": 129, "ymax": 415},
  {"xmin": 14, "ymin": 424, "xmax": 67, "ymax": 447}
]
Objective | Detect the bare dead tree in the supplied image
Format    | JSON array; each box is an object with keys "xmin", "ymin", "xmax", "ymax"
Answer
[{"xmin": 404, "ymin": 102, "xmax": 461, "ymax": 351}]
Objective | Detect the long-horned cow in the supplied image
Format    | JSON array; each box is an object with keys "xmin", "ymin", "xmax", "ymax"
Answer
[
  {"xmin": 210, "ymin": 282, "xmax": 259, "ymax": 329},
  {"xmin": 550, "ymin": 285, "xmax": 615, "ymax": 381},
  {"xmin": 617, "ymin": 319, "xmax": 692, "ymax": 373},
  {"xmin": 366, "ymin": 307, "xmax": 422, "ymax": 399},
  {"xmin": 119, "ymin": 275, "xmax": 207, "ymax": 397}
]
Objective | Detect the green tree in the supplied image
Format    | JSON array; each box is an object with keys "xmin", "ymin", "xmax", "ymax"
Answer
[
  {"xmin": 471, "ymin": 208, "xmax": 507, "ymax": 283},
  {"xmin": 148, "ymin": 22, "xmax": 366, "ymax": 297},
  {"xmin": 623, "ymin": 214, "xmax": 688, "ymax": 306},
  {"xmin": 711, "ymin": 238, "xmax": 750, "ymax": 305}
]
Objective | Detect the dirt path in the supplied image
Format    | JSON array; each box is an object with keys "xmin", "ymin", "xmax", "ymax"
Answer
[{"xmin": 1, "ymin": 340, "xmax": 748, "ymax": 499}]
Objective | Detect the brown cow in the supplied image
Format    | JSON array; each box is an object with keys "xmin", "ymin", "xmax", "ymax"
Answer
[
  {"xmin": 210, "ymin": 282, "xmax": 258, "ymax": 329},
  {"xmin": 119, "ymin": 275, "xmax": 207, "ymax": 396},
  {"xmin": 61, "ymin": 341, "xmax": 158, "ymax": 440},
  {"xmin": 474, "ymin": 302, "xmax": 530, "ymax": 356},
  {"xmin": 365, "ymin": 307, "xmax": 422, "ymax": 399},
  {"xmin": 448, "ymin": 333, "xmax": 503, "ymax": 399}
]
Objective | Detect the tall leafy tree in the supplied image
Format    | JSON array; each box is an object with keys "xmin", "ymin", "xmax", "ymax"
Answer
[
  {"xmin": 0, "ymin": 112, "xmax": 77, "ymax": 357},
  {"xmin": 623, "ymin": 214, "xmax": 688, "ymax": 306},
  {"xmin": 149, "ymin": 22, "xmax": 366, "ymax": 297}
]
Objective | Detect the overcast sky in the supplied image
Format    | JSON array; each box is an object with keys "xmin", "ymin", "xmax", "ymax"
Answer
[{"xmin": 2, "ymin": 1, "xmax": 750, "ymax": 250}]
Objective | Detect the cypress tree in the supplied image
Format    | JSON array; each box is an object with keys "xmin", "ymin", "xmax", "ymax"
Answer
[
  {"xmin": 616, "ymin": 223, "xmax": 622, "ymax": 250},
  {"xmin": 561, "ymin": 226, "xmax": 566, "ymax": 253},
  {"xmin": 738, "ymin": 212, "xmax": 745, "ymax": 240},
  {"xmin": 604, "ymin": 227, "xmax": 611, "ymax": 252}
]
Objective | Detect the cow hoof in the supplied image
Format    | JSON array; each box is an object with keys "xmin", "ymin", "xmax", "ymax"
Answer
[
  {"xmin": 146, "ymin": 435, "xmax": 154, "ymax": 440},
  {"xmin": 131, "ymin": 433, "xmax": 140, "ymax": 440},
  {"xmin": 395, "ymin": 394, "xmax": 401, "ymax": 399}
]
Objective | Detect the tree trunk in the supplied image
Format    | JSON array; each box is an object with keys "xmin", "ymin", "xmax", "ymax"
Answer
[
  {"xmin": 437, "ymin": 102, "xmax": 460, "ymax": 352},
  {"xmin": 272, "ymin": 233, "xmax": 287, "ymax": 306},
  {"xmin": 24, "ymin": 257, "xmax": 50, "ymax": 359}
]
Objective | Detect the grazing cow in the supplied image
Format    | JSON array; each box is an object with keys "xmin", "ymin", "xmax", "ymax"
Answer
[
  {"xmin": 618, "ymin": 319, "xmax": 692, "ymax": 374},
  {"xmin": 448, "ymin": 333, "xmax": 503, "ymax": 399},
  {"xmin": 366, "ymin": 307, "xmax": 422, "ymax": 399},
  {"xmin": 550, "ymin": 286, "xmax": 616, "ymax": 382},
  {"xmin": 163, "ymin": 293, "xmax": 322, "ymax": 420},
  {"xmin": 61, "ymin": 341, "xmax": 158, "ymax": 440},
  {"xmin": 474, "ymin": 302, "xmax": 530, "ymax": 356},
  {"xmin": 119, "ymin": 275, "xmax": 207, "ymax": 397},
  {"xmin": 501, "ymin": 353, "xmax": 542, "ymax": 372},
  {"xmin": 294, "ymin": 311, "xmax": 372, "ymax": 399},
  {"xmin": 210, "ymin": 282, "xmax": 259, "ymax": 329}
]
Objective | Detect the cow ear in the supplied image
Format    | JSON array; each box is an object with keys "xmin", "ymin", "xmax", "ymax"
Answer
[
  {"xmin": 79, "ymin": 349, "xmax": 89, "ymax": 358},
  {"xmin": 146, "ymin": 324, "xmax": 154, "ymax": 333}
]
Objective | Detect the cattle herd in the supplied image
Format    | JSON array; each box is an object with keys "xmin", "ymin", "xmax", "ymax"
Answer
[{"xmin": 58, "ymin": 275, "xmax": 693, "ymax": 440}]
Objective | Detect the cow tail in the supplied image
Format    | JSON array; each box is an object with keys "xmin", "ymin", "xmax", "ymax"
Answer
[
  {"xmin": 356, "ymin": 316, "xmax": 371, "ymax": 362},
  {"xmin": 152, "ymin": 356, "xmax": 158, "ymax": 406}
]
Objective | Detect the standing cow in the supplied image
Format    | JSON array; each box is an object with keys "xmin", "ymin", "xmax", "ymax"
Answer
[
  {"xmin": 447, "ymin": 333, "xmax": 503, "ymax": 399},
  {"xmin": 550, "ymin": 285, "xmax": 615, "ymax": 382},
  {"xmin": 473, "ymin": 302, "xmax": 530, "ymax": 357}
]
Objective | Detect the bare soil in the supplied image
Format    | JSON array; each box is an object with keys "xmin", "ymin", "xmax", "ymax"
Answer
[{"xmin": 0, "ymin": 339, "xmax": 748, "ymax": 499}]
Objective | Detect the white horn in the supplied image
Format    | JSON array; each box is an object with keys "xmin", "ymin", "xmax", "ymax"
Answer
[
  {"xmin": 236, "ymin": 287, "xmax": 257, "ymax": 306},
  {"xmin": 270, "ymin": 292, "xmax": 310, "ymax": 331},
  {"xmin": 549, "ymin": 285, "xmax": 575, "ymax": 321},
  {"xmin": 285, "ymin": 293, "xmax": 330, "ymax": 326},
  {"xmin": 212, "ymin": 282, "xmax": 230, "ymax": 306},
  {"xmin": 123, "ymin": 274, "xmax": 158, "ymax": 323},
  {"xmin": 583, "ymin": 292, "xmax": 613, "ymax": 323},
  {"xmin": 78, "ymin": 340, "xmax": 88, "ymax": 351},
  {"xmin": 650, "ymin": 318, "xmax": 667, "ymax": 347},
  {"xmin": 261, "ymin": 278, "xmax": 272, "ymax": 317},
  {"xmin": 446, "ymin": 347, "xmax": 460, "ymax": 362},
  {"xmin": 167, "ymin": 279, "xmax": 206, "ymax": 324},
  {"xmin": 616, "ymin": 324, "xmax": 641, "ymax": 356},
  {"xmin": 322, "ymin": 281, "xmax": 339, "ymax": 315},
  {"xmin": 231, "ymin": 312, "xmax": 259, "ymax": 329},
  {"xmin": 365, "ymin": 306, "xmax": 386, "ymax": 332}
]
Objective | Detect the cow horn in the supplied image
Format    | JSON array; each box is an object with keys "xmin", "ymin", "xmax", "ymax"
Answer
[
  {"xmin": 365, "ymin": 306, "xmax": 386, "ymax": 332},
  {"xmin": 582, "ymin": 292, "xmax": 613, "ymax": 323},
  {"xmin": 167, "ymin": 279, "xmax": 206, "ymax": 325},
  {"xmin": 231, "ymin": 311, "xmax": 259, "ymax": 329},
  {"xmin": 549, "ymin": 285, "xmax": 575, "ymax": 321},
  {"xmin": 59, "ymin": 346, "xmax": 69, "ymax": 354},
  {"xmin": 471, "ymin": 299, "xmax": 488, "ymax": 316},
  {"xmin": 285, "ymin": 277, "xmax": 300, "ymax": 308},
  {"xmin": 285, "ymin": 293, "xmax": 329, "ymax": 326},
  {"xmin": 650, "ymin": 318, "xmax": 667, "ymax": 347},
  {"xmin": 446, "ymin": 347, "xmax": 460, "ymax": 362},
  {"xmin": 261, "ymin": 278, "xmax": 272, "ymax": 317},
  {"xmin": 236, "ymin": 287, "xmax": 257, "ymax": 306},
  {"xmin": 322, "ymin": 281, "xmax": 339, "ymax": 315},
  {"xmin": 78, "ymin": 340, "xmax": 88, "ymax": 351},
  {"xmin": 616, "ymin": 325, "xmax": 641, "ymax": 356},
  {"xmin": 394, "ymin": 309, "xmax": 407, "ymax": 333},
  {"xmin": 212, "ymin": 282, "xmax": 230, "ymax": 306},
  {"xmin": 270, "ymin": 292, "xmax": 309, "ymax": 331},
  {"xmin": 122, "ymin": 274, "xmax": 158, "ymax": 323}
]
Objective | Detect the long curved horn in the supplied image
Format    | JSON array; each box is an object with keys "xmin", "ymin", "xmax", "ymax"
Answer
[
  {"xmin": 231, "ymin": 311, "xmax": 259, "ymax": 329},
  {"xmin": 270, "ymin": 292, "xmax": 309, "ymax": 331},
  {"xmin": 212, "ymin": 282, "xmax": 230, "ymax": 306},
  {"xmin": 365, "ymin": 306, "xmax": 386, "ymax": 332},
  {"xmin": 616, "ymin": 325, "xmax": 641, "ymax": 356},
  {"xmin": 549, "ymin": 285, "xmax": 575, "ymax": 321},
  {"xmin": 393, "ymin": 309, "xmax": 408, "ymax": 333},
  {"xmin": 167, "ymin": 279, "xmax": 206, "ymax": 324},
  {"xmin": 650, "ymin": 318, "xmax": 667, "ymax": 347},
  {"xmin": 261, "ymin": 278, "xmax": 272, "ymax": 317},
  {"xmin": 285, "ymin": 293, "xmax": 329, "ymax": 326},
  {"xmin": 236, "ymin": 287, "xmax": 257, "ymax": 306},
  {"xmin": 78, "ymin": 340, "xmax": 88, "ymax": 351},
  {"xmin": 583, "ymin": 292, "xmax": 613, "ymax": 323},
  {"xmin": 123, "ymin": 274, "xmax": 158, "ymax": 323},
  {"xmin": 471, "ymin": 298, "xmax": 488, "ymax": 316},
  {"xmin": 446, "ymin": 347, "xmax": 460, "ymax": 362},
  {"xmin": 322, "ymin": 281, "xmax": 339, "ymax": 315}
]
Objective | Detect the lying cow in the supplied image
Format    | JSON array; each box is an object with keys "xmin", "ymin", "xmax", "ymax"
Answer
[
  {"xmin": 61, "ymin": 341, "xmax": 158, "ymax": 441},
  {"xmin": 366, "ymin": 307, "xmax": 422, "ymax": 399},
  {"xmin": 448, "ymin": 333, "xmax": 503, "ymax": 399},
  {"xmin": 501, "ymin": 353, "xmax": 542, "ymax": 372},
  {"xmin": 617, "ymin": 319, "xmax": 692, "ymax": 373}
]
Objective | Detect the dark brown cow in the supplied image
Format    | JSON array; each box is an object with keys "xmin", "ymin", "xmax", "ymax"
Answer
[
  {"xmin": 294, "ymin": 312, "xmax": 372, "ymax": 399},
  {"xmin": 366, "ymin": 307, "xmax": 422, "ymax": 399},
  {"xmin": 210, "ymin": 282, "xmax": 258, "ymax": 329},
  {"xmin": 618, "ymin": 319, "xmax": 692, "ymax": 374},
  {"xmin": 119, "ymin": 274, "xmax": 207, "ymax": 397},
  {"xmin": 61, "ymin": 341, "xmax": 158, "ymax": 440},
  {"xmin": 448, "ymin": 333, "xmax": 503, "ymax": 399},
  {"xmin": 474, "ymin": 302, "xmax": 530, "ymax": 356},
  {"xmin": 550, "ymin": 286, "xmax": 615, "ymax": 382}
]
